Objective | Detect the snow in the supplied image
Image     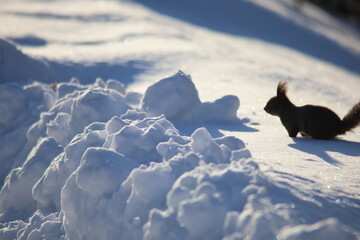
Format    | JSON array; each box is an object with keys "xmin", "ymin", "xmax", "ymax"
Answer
[
  {"xmin": 1, "ymin": 0, "xmax": 360, "ymax": 239},
  {"xmin": 142, "ymin": 70, "xmax": 240, "ymax": 123}
]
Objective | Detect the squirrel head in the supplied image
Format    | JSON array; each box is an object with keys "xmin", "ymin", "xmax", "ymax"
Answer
[{"xmin": 264, "ymin": 81, "xmax": 289, "ymax": 116}]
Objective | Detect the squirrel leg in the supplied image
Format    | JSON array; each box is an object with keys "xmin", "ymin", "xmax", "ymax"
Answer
[
  {"xmin": 286, "ymin": 127, "xmax": 299, "ymax": 138},
  {"xmin": 300, "ymin": 132, "xmax": 309, "ymax": 137}
]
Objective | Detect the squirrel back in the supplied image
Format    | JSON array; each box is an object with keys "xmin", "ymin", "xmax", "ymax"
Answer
[{"xmin": 264, "ymin": 81, "xmax": 360, "ymax": 139}]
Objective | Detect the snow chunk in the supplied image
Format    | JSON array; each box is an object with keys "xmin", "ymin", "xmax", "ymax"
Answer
[
  {"xmin": 177, "ymin": 181, "xmax": 228, "ymax": 239},
  {"xmin": 57, "ymin": 81, "xmax": 86, "ymax": 99},
  {"xmin": 0, "ymin": 82, "xmax": 55, "ymax": 134},
  {"xmin": 16, "ymin": 211, "xmax": 63, "ymax": 240},
  {"xmin": 192, "ymin": 95, "xmax": 240, "ymax": 123},
  {"xmin": 142, "ymin": 70, "xmax": 201, "ymax": 120},
  {"xmin": 0, "ymin": 138, "xmax": 62, "ymax": 221},
  {"xmin": 123, "ymin": 163, "xmax": 175, "ymax": 224},
  {"xmin": 33, "ymin": 130, "xmax": 105, "ymax": 210},
  {"xmin": 46, "ymin": 113, "xmax": 71, "ymax": 147},
  {"xmin": 105, "ymin": 79, "xmax": 126, "ymax": 95},
  {"xmin": 106, "ymin": 116, "xmax": 127, "ymax": 135},
  {"xmin": 110, "ymin": 115, "xmax": 175, "ymax": 164},
  {"xmin": 142, "ymin": 70, "xmax": 240, "ymax": 123},
  {"xmin": 69, "ymin": 88, "xmax": 131, "ymax": 135},
  {"xmin": 61, "ymin": 148, "xmax": 138, "ymax": 240},
  {"xmin": 77, "ymin": 147, "xmax": 138, "ymax": 196},
  {"xmin": 191, "ymin": 127, "xmax": 225, "ymax": 163}
]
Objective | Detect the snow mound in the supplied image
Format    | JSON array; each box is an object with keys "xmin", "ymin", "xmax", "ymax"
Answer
[
  {"xmin": 0, "ymin": 71, "xmax": 359, "ymax": 240},
  {"xmin": 142, "ymin": 70, "xmax": 240, "ymax": 123}
]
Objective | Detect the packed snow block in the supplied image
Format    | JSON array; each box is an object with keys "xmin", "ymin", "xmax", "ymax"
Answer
[
  {"xmin": 33, "ymin": 130, "xmax": 105, "ymax": 210},
  {"xmin": 0, "ymin": 39, "xmax": 59, "ymax": 83},
  {"xmin": 110, "ymin": 115, "xmax": 177, "ymax": 164},
  {"xmin": 191, "ymin": 95, "xmax": 240, "ymax": 123},
  {"xmin": 61, "ymin": 148, "xmax": 139, "ymax": 240},
  {"xmin": 30, "ymin": 83, "xmax": 122, "ymax": 149},
  {"xmin": 23, "ymin": 82, "xmax": 56, "ymax": 115},
  {"xmin": 141, "ymin": 70, "xmax": 240, "ymax": 123},
  {"xmin": 156, "ymin": 137, "xmax": 192, "ymax": 161},
  {"xmin": 15, "ymin": 211, "xmax": 63, "ymax": 240},
  {"xmin": 0, "ymin": 82, "xmax": 56, "ymax": 135},
  {"xmin": 105, "ymin": 79, "xmax": 126, "ymax": 95},
  {"xmin": 143, "ymin": 209, "xmax": 186, "ymax": 240},
  {"xmin": 214, "ymin": 135, "xmax": 246, "ymax": 151},
  {"xmin": 64, "ymin": 129, "xmax": 106, "ymax": 172},
  {"xmin": 123, "ymin": 163, "xmax": 175, "ymax": 225},
  {"xmin": 69, "ymin": 88, "xmax": 131, "ymax": 135},
  {"xmin": 191, "ymin": 127, "xmax": 225, "ymax": 163},
  {"xmin": 121, "ymin": 109, "xmax": 147, "ymax": 121},
  {"xmin": 124, "ymin": 91, "xmax": 143, "ymax": 106},
  {"xmin": 177, "ymin": 181, "xmax": 228, "ymax": 240},
  {"xmin": 105, "ymin": 116, "xmax": 128, "ymax": 135},
  {"xmin": 57, "ymin": 81, "xmax": 86, "ymax": 99},
  {"xmin": 142, "ymin": 70, "xmax": 201, "ymax": 120},
  {"xmin": 277, "ymin": 218, "xmax": 357, "ymax": 240},
  {"xmin": 76, "ymin": 147, "xmax": 139, "ymax": 196},
  {"xmin": 46, "ymin": 112, "xmax": 71, "ymax": 147},
  {"xmin": 0, "ymin": 138, "xmax": 62, "ymax": 222},
  {"xmin": 0, "ymin": 219, "xmax": 26, "ymax": 240},
  {"xmin": 32, "ymin": 154, "xmax": 65, "ymax": 210},
  {"xmin": 31, "ymin": 93, "xmax": 78, "ymax": 147}
]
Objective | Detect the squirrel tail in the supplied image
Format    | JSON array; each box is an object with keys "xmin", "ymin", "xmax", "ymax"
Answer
[{"xmin": 340, "ymin": 102, "xmax": 360, "ymax": 135}]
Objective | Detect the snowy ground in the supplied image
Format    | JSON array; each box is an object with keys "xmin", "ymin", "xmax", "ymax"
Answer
[{"xmin": 0, "ymin": 0, "xmax": 360, "ymax": 239}]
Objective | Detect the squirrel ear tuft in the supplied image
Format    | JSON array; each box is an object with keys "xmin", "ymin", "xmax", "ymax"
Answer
[{"xmin": 277, "ymin": 81, "xmax": 288, "ymax": 96}]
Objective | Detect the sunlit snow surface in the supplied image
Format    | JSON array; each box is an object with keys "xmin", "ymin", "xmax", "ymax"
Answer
[{"xmin": 1, "ymin": 0, "xmax": 360, "ymax": 239}]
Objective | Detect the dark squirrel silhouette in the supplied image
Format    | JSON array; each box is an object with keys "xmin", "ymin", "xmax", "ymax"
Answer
[{"xmin": 264, "ymin": 81, "xmax": 360, "ymax": 139}]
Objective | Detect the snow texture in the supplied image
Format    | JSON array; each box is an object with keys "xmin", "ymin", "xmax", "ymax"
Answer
[
  {"xmin": 0, "ymin": 66, "xmax": 359, "ymax": 240},
  {"xmin": 1, "ymin": 0, "xmax": 360, "ymax": 239}
]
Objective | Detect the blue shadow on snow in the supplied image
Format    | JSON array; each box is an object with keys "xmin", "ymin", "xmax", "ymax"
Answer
[
  {"xmin": 288, "ymin": 138, "xmax": 360, "ymax": 166},
  {"xmin": 135, "ymin": 0, "xmax": 360, "ymax": 75},
  {"xmin": 174, "ymin": 118, "xmax": 259, "ymax": 138}
]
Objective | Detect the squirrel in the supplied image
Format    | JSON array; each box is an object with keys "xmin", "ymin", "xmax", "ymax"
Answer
[{"xmin": 264, "ymin": 81, "xmax": 360, "ymax": 139}]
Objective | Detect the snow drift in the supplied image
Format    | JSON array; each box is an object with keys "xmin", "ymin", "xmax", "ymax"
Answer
[{"xmin": 0, "ymin": 66, "xmax": 359, "ymax": 240}]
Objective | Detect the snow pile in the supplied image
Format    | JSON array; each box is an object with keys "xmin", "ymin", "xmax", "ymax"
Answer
[{"xmin": 0, "ymin": 71, "xmax": 359, "ymax": 240}]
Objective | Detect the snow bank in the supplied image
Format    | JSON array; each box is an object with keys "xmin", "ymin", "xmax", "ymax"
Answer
[{"xmin": 0, "ymin": 71, "xmax": 359, "ymax": 240}]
